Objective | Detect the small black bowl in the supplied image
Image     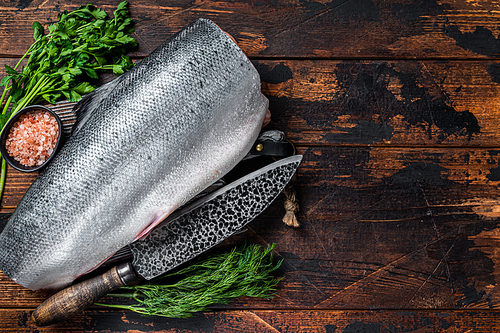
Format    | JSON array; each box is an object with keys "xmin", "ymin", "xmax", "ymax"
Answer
[{"xmin": 0, "ymin": 105, "xmax": 63, "ymax": 172}]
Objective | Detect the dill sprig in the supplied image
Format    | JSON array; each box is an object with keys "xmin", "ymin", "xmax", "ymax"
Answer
[{"xmin": 95, "ymin": 243, "xmax": 282, "ymax": 318}]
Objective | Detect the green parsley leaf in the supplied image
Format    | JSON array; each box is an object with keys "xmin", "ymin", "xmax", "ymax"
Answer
[
  {"xmin": 4, "ymin": 65, "xmax": 17, "ymax": 76},
  {"xmin": 32, "ymin": 21, "xmax": 44, "ymax": 40}
]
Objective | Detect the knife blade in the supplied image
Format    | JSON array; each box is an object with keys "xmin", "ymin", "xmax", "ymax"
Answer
[{"xmin": 32, "ymin": 155, "xmax": 302, "ymax": 326}]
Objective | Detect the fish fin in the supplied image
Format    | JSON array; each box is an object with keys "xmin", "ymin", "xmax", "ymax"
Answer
[
  {"xmin": 136, "ymin": 221, "xmax": 163, "ymax": 241},
  {"xmin": 136, "ymin": 207, "xmax": 178, "ymax": 241},
  {"xmin": 71, "ymin": 77, "xmax": 123, "ymax": 135}
]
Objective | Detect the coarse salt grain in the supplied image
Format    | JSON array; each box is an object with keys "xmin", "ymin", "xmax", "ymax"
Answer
[{"xmin": 5, "ymin": 110, "xmax": 59, "ymax": 167}]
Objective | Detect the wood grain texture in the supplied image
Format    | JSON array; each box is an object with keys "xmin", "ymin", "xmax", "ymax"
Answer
[
  {"xmin": 2, "ymin": 309, "xmax": 500, "ymax": 332},
  {"xmin": 3, "ymin": 59, "xmax": 498, "ymax": 148},
  {"xmin": 2, "ymin": 147, "xmax": 500, "ymax": 311},
  {"xmin": 1, "ymin": 0, "xmax": 500, "ymax": 59},
  {"xmin": 1, "ymin": 0, "xmax": 500, "ymax": 331},
  {"xmin": 260, "ymin": 60, "xmax": 500, "ymax": 147}
]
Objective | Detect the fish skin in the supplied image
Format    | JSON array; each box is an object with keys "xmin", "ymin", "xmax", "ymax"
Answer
[{"xmin": 0, "ymin": 19, "xmax": 268, "ymax": 291}]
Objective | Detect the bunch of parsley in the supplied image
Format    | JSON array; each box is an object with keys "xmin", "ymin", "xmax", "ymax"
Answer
[{"xmin": 0, "ymin": 1, "xmax": 137, "ymax": 199}]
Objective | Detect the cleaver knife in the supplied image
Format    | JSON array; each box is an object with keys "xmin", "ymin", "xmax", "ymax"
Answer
[{"xmin": 32, "ymin": 154, "xmax": 302, "ymax": 326}]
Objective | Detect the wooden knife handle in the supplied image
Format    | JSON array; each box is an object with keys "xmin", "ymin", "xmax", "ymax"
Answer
[{"xmin": 32, "ymin": 262, "xmax": 137, "ymax": 326}]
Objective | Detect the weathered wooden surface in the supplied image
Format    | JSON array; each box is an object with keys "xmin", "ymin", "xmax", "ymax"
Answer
[
  {"xmin": 1, "ymin": 0, "xmax": 500, "ymax": 59},
  {"xmin": 261, "ymin": 60, "xmax": 500, "ymax": 147},
  {"xmin": 2, "ymin": 0, "xmax": 500, "ymax": 331},
  {"xmin": 2, "ymin": 309, "xmax": 500, "ymax": 332}
]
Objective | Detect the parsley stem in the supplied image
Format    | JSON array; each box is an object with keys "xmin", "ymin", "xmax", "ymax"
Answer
[
  {"xmin": 0, "ymin": 45, "xmax": 29, "ymax": 114},
  {"xmin": 8, "ymin": 75, "xmax": 51, "ymax": 120},
  {"xmin": 75, "ymin": 22, "xmax": 94, "ymax": 33},
  {"xmin": 0, "ymin": 87, "xmax": 12, "ymax": 114},
  {"xmin": 13, "ymin": 42, "xmax": 36, "ymax": 72},
  {"xmin": 0, "ymin": 159, "xmax": 6, "ymax": 201},
  {"xmin": 1, "ymin": 96, "xmax": 12, "ymax": 115}
]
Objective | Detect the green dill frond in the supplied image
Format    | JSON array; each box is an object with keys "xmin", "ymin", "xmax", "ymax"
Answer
[{"xmin": 96, "ymin": 243, "xmax": 282, "ymax": 318}]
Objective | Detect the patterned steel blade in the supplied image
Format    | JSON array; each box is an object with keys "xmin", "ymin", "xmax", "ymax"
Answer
[{"xmin": 129, "ymin": 155, "xmax": 302, "ymax": 280}]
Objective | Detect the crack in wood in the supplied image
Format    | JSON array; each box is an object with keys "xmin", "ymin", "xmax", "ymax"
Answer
[
  {"xmin": 269, "ymin": 0, "xmax": 357, "ymax": 40},
  {"xmin": 411, "ymin": 157, "xmax": 452, "ymax": 282},
  {"xmin": 406, "ymin": 235, "xmax": 459, "ymax": 308},
  {"xmin": 313, "ymin": 228, "xmax": 459, "ymax": 308},
  {"xmin": 137, "ymin": 1, "xmax": 209, "ymax": 30}
]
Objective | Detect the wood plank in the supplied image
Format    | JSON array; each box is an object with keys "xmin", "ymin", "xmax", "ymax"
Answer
[
  {"xmin": 2, "ymin": 59, "xmax": 500, "ymax": 148},
  {"xmin": 243, "ymin": 147, "xmax": 500, "ymax": 310},
  {"xmin": 3, "ymin": 0, "xmax": 499, "ymax": 331},
  {"xmin": 8, "ymin": 144, "xmax": 500, "ymax": 213},
  {"xmin": 3, "ymin": 147, "xmax": 500, "ymax": 310},
  {"xmin": 1, "ymin": 0, "xmax": 500, "ymax": 59},
  {"xmin": 260, "ymin": 59, "xmax": 500, "ymax": 147},
  {"xmin": 1, "ymin": 309, "xmax": 499, "ymax": 332}
]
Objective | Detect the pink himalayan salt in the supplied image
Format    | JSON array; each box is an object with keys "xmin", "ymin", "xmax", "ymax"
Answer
[{"xmin": 5, "ymin": 110, "xmax": 59, "ymax": 167}]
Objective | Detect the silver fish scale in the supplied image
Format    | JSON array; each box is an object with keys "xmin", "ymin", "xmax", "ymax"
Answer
[
  {"xmin": 130, "ymin": 156, "xmax": 302, "ymax": 280},
  {"xmin": 0, "ymin": 19, "xmax": 268, "ymax": 291}
]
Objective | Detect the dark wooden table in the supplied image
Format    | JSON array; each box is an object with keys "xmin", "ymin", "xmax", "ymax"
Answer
[{"xmin": 1, "ymin": 0, "xmax": 500, "ymax": 331}]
